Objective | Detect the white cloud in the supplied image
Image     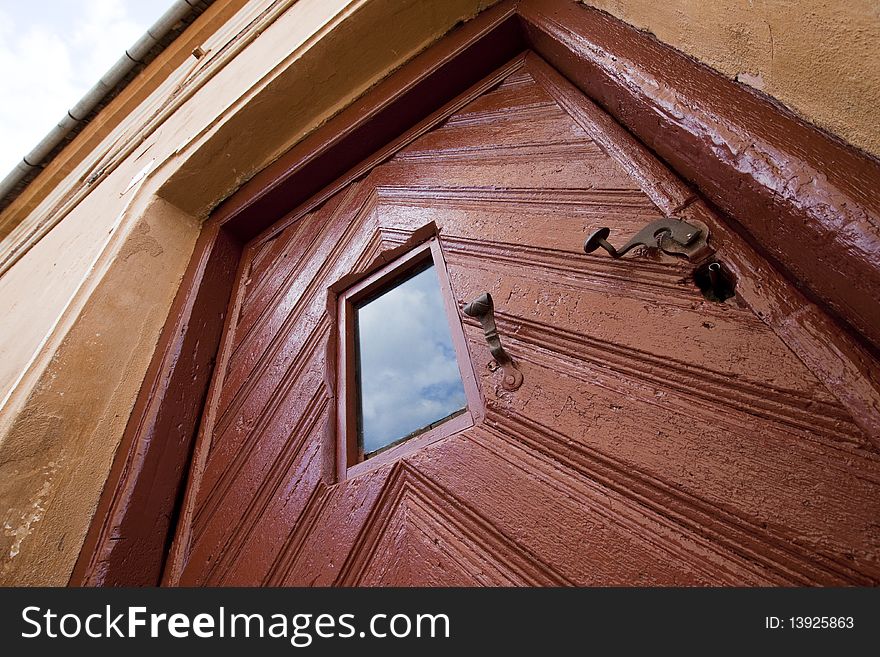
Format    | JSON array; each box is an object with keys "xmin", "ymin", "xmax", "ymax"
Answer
[
  {"xmin": 357, "ymin": 266, "xmax": 468, "ymax": 453},
  {"xmin": 0, "ymin": 0, "xmax": 176, "ymax": 178},
  {"xmin": 71, "ymin": 0, "xmax": 144, "ymax": 87}
]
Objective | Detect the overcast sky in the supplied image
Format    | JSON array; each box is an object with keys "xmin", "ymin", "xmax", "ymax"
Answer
[{"xmin": 0, "ymin": 0, "xmax": 178, "ymax": 177}]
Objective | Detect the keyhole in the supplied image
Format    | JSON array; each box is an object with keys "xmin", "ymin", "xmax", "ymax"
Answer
[{"xmin": 694, "ymin": 261, "xmax": 736, "ymax": 302}]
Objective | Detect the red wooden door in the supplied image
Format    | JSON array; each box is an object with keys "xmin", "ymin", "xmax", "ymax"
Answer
[{"xmin": 165, "ymin": 55, "xmax": 880, "ymax": 586}]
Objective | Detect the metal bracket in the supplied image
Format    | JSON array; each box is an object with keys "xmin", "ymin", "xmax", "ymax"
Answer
[
  {"xmin": 462, "ymin": 293, "xmax": 523, "ymax": 391},
  {"xmin": 584, "ymin": 217, "xmax": 712, "ymax": 262}
]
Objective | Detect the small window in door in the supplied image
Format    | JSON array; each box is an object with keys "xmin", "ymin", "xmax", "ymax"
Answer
[{"xmin": 335, "ymin": 239, "xmax": 479, "ymax": 479}]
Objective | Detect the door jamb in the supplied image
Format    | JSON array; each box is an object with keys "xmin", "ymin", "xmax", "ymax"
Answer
[{"xmin": 71, "ymin": 0, "xmax": 880, "ymax": 586}]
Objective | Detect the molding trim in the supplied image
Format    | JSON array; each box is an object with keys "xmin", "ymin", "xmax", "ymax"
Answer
[
  {"xmin": 71, "ymin": 0, "xmax": 525, "ymax": 586},
  {"xmin": 519, "ymin": 0, "xmax": 880, "ymax": 353},
  {"xmin": 72, "ymin": 0, "xmax": 880, "ymax": 586}
]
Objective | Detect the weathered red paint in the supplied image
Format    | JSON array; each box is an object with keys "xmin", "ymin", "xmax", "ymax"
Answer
[
  {"xmin": 72, "ymin": 3, "xmax": 526, "ymax": 587},
  {"xmin": 525, "ymin": 53, "xmax": 880, "ymax": 444},
  {"xmin": 214, "ymin": 1, "xmax": 526, "ymax": 243},
  {"xmin": 519, "ymin": 0, "xmax": 880, "ymax": 353},
  {"xmin": 164, "ymin": 57, "xmax": 880, "ymax": 586},
  {"xmin": 333, "ymin": 237, "xmax": 483, "ymax": 481},
  {"xmin": 70, "ymin": 223, "xmax": 242, "ymax": 586},
  {"xmin": 74, "ymin": 0, "xmax": 880, "ymax": 587}
]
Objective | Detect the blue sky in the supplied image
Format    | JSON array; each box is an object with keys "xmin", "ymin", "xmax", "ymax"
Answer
[
  {"xmin": 357, "ymin": 265, "xmax": 467, "ymax": 454},
  {"xmin": 0, "ymin": 0, "xmax": 178, "ymax": 176}
]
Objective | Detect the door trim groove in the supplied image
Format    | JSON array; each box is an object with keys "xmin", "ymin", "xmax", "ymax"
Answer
[{"xmin": 72, "ymin": 0, "xmax": 880, "ymax": 586}]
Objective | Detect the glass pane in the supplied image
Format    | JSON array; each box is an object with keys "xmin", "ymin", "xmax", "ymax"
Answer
[{"xmin": 355, "ymin": 262, "xmax": 467, "ymax": 456}]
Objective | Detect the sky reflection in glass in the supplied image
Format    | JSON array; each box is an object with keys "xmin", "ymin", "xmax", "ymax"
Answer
[{"xmin": 355, "ymin": 264, "xmax": 466, "ymax": 455}]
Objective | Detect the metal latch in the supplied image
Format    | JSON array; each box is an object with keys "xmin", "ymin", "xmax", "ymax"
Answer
[
  {"xmin": 462, "ymin": 293, "xmax": 523, "ymax": 391},
  {"xmin": 583, "ymin": 217, "xmax": 712, "ymax": 262}
]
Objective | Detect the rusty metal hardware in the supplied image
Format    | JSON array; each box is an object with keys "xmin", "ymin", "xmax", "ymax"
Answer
[
  {"xmin": 584, "ymin": 217, "xmax": 712, "ymax": 262},
  {"xmin": 462, "ymin": 292, "xmax": 523, "ymax": 391},
  {"xmin": 708, "ymin": 262, "xmax": 722, "ymax": 291},
  {"xmin": 694, "ymin": 260, "xmax": 736, "ymax": 302}
]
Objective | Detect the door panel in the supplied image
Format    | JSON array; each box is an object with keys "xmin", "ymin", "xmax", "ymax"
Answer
[{"xmin": 166, "ymin": 55, "xmax": 880, "ymax": 586}]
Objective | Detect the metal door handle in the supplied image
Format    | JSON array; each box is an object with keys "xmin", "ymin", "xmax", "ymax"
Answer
[
  {"xmin": 584, "ymin": 217, "xmax": 711, "ymax": 261},
  {"xmin": 462, "ymin": 293, "xmax": 523, "ymax": 391}
]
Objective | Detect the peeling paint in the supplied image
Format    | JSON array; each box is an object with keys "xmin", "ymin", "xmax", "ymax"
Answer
[
  {"xmin": 736, "ymin": 71, "xmax": 764, "ymax": 89},
  {"xmin": 3, "ymin": 457, "xmax": 61, "ymax": 559},
  {"xmin": 0, "ymin": 0, "xmax": 504, "ymax": 586}
]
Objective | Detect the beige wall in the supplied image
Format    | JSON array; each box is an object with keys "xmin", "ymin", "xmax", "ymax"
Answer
[
  {"xmin": 0, "ymin": 0, "xmax": 497, "ymax": 585},
  {"xmin": 583, "ymin": 0, "xmax": 880, "ymax": 159},
  {"xmin": 2, "ymin": 0, "xmax": 876, "ymax": 586}
]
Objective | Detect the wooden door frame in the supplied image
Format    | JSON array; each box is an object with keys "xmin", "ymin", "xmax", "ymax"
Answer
[
  {"xmin": 70, "ymin": 0, "xmax": 880, "ymax": 586},
  {"xmin": 333, "ymin": 237, "xmax": 484, "ymax": 482}
]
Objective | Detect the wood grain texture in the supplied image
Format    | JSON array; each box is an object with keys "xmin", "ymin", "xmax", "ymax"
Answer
[
  {"xmin": 164, "ymin": 61, "xmax": 880, "ymax": 587},
  {"xmin": 70, "ymin": 223, "xmax": 241, "ymax": 587},
  {"xmin": 77, "ymin": 0, "xmax": 880, "ymax": 587},
  {"xmin": 212, "ymin": 2, "xmax": 526, "ymax": 242},
  {"xmin": 519, "ymin": 0, "xmax": 880, "ymax": 353}
]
